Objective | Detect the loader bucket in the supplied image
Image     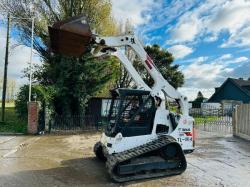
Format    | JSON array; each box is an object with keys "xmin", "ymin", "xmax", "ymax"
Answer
[{"xmin": 48, "ymin": 15, "xmax": 92, "ymax": 56}]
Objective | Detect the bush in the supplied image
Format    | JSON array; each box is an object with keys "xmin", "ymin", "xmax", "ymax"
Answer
[{"xmin": 15, "ymin": 85, "xmax": 54, "ymax": 119}]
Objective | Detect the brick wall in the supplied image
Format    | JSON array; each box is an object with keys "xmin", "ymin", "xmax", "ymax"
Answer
[{"xmin": 27, "ymin": 102, "xmax": 39, "ymax": 134}]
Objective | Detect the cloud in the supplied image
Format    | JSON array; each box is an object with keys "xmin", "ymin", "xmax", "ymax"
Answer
[
  {"xmin": 167, "ymin": 0, "xmax": 250, "ymax": 47},
  {"xmin": 229, "ymin": 61, "xmax": 250, "ymax": 78},
  {"xmin": 178, "ymin": 87, "xmax": 215, "ymax": 101},
  {"xmin": 233, "ymin": 56, "xmax": 248, "ymax": 63},
  {"xmin": 181, "ymin": 54, "xmax": 249, "ymax": 91},
  {"xmin": 204, "ymin": 34, "xmax": 218, "ymax": 42},
  {"xmin": 169, "ymin": 12, "xmax": 201, "ymax": 43},
  {"xmin": 221, "ymin": 26, "xmax": 250, "ymax": 47},
  {"xmin": 109, "ymin": 0, "xmax": 250, "ymax": 100},
  {"xmin": 182, "ymin": 58, "xmax": 225, "ymax": 89},
  {"xmin": 218, "ymin": 54, "xmax": 232, "ymax": 60},
  {"xmin": 111, "ymin": 0, "xmax": 156, "ymax": 26},
  {"xmin": 138, "ymin": 0, "xmax": 200, "ymax": 35},
  {"xmin": 215, "ymin": 55, "xmax": 248, "ymax": 65},
  {"xmin": 208, "ymin": 0, "xmax": 250, "ymax": 34},
  {"xmin": 168, "ymin": 45, "xmax": 193, "ymax": 59},
  {"xmin": 113, "ymin": 0, "xmax": 250, "ymax": 48}
]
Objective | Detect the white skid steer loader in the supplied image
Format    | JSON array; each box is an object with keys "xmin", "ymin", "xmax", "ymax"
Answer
[{"xmin": 48, "ymin": 15, "xmax": 195, "ymax": 182}]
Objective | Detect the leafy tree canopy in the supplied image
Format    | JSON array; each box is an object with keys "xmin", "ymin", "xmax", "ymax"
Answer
[
  {"xmin": 15, "ymin": 84, "xmax": 54, "ymax": 119},
  {"xmin": 0, "ymin": 0, "xmax": 118, "ymax": 58},
  {"xmin": 143, "ymin": 44, "xmax": 184, "ymax": 88},
  {"xmin": 0, "ymin": 0, "xmax": 120, "ymax": 116},
  {"xmin": 115, "ymin": 44, "xmax": 184, "ymax": 89}
]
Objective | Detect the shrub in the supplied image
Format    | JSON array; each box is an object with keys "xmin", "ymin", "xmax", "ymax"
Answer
[{"xmin": 15, "ymin": 85, "xmax": 54, "ymax": 119}]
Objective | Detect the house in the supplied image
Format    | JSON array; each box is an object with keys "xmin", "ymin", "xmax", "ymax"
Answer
[{"xmin": 208, "ymin": 78, "xmax": 250, "ymax": 107}]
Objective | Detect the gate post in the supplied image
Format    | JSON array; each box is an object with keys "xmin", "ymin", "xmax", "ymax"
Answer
[
  {"xmin": 232, "ymin": 106, "xmax": 238, "ymax": 136},
  {"xmin": 27, "ymin": 101, "xmax": 39, "ymax": 134}
]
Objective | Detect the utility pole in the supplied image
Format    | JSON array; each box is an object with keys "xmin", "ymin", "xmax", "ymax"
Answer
[
  {"xmin": 1, "ymin": 14, "xmax": 11, "ymax": 122},
  {"xmin": 28, "ymin": 17, "xmax": 34, "ymax": 102}
]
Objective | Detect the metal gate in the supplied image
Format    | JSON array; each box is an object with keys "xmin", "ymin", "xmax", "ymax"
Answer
[
  {"xmin": 48, "ymin": 114, "xmax": 108, "ymax": 134},
  {"xmin": 47, "ymin": 100, "xmax": 234, "ymax": 134},
  {"xmin": 46, "ymin": 98, "xmax": 110, "ymax": 134},
  {"xmin": 189, "ymin": 106, "xmax": 233, "ymax": 134}
]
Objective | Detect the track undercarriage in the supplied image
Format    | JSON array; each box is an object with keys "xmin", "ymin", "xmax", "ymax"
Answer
[{"xmin": 94, "ymin": 135, "xmax": 187, "ymax": 182}]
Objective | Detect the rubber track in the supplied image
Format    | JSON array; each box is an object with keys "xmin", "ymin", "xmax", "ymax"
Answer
[{"xmin": 106, "ymin": 135, "xmax": 187, "ymax": 182}]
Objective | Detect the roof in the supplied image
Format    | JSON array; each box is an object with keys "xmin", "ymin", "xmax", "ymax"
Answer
[
  {"xmin": 230, "ymin": 78, "xmax": 250, "ymax": 96},
  {"xmin": 208, "ymin": 78, "xmax": 250, "ymax": 102}
]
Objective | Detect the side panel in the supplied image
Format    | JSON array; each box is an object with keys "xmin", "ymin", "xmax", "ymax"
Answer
[
  {"xmin": 152, "ymin": 109, "xmax": 194, "ymax": 151},
  {"xmin": 100, "ymin": 133, "xmax": 157, "ymax": 154},
  {"xmin": 170, "ymin": 115, "xmax": 194, "ymax": 151},
  {"xmin": 101, "ymin": 113, "xmax": 194, "ymax": 154},
  {"xmin": 152, "ymin": 109, "xmax": 173, "ymax": 133}
]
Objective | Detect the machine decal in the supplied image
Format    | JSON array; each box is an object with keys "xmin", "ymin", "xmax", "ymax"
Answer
[
  {"xmin": 177, "ymin": 138, "xmax": 182, "ymax": 143},
  {"xmin": 145, "ymin": 55, "xmax": 153, "ymax": 69},
  {"xmin": 177, "ymin": 136, "xmax": 192, "ymax": 143},
  {"xmin": 184, "ymin": 132, "xmax": 192, "ymax": 136},
  {"xmin": 182, "ymin": 128, "xmax": 191, "ymax": 132},
  {"xmin": 177, "ymin": 128, "xmax": 193, "ymax": 142}
]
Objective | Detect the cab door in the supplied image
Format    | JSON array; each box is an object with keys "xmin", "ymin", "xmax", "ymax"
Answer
[{"xmin": 118, "ymin": 95, "xmax": 156, "ymax": 137}]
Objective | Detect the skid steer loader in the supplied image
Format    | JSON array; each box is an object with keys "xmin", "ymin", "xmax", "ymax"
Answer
[{"xmin": 48, "ymin": 15, "xmax": 195, "ymax": 182}]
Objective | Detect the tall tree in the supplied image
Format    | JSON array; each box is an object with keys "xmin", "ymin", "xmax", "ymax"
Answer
[
  {"xmin": 197, "ymin": 91, "xmax": 204, "ymax": 99},
  {"xmin": 115, "ymin": 44, "xmax": 184, "ymax": 89},
  {"xmin": 0, "ymin": 0, "xmax": 119, "ymax": 116},
  {"xmin": 142, "ymin": 44, "xmax": 184, "ymax": 88},
  {"xmin": 194, "ymin": 91, "xmax": 206, "ymax": 103},
  {"xmin": 0, "ymin": 0, "xmax": 118, "ymax": 59}
]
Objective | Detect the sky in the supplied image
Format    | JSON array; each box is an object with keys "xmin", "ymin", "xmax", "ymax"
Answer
[
  {"xmin": 111, "ymin": 0, "xmax": 250, "ymax": 99},
  {"xmin": 0, "ymin": 17, "xmax": 40, "ymax": 93},
  {"xmin": 1, "ymin": 0, "xmax": 250, "ymax": 100}
]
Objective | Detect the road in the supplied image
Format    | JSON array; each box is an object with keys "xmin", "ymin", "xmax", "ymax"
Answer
[{"xmin": 0, "ymin": 131, "xmax": 249, "ymax": 187}]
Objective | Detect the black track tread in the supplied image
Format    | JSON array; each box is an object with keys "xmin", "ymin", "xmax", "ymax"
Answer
[{"xmin": 105, "ymin": 135, "xmax": 187, "ymax": 182}]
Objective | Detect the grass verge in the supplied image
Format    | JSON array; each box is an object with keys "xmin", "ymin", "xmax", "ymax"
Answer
[
  {"xmin": 0, "ymin": 107, "xmax": 27, "ymax": 133},
  {"xmin": 194, "ymin": 116, "xmax": 220, "ymax": 125}
]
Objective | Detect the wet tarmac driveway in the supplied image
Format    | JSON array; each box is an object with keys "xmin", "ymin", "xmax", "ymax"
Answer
[{"xmin": 0, "ymin": 131, "xmax": 249, "ymax": 187}]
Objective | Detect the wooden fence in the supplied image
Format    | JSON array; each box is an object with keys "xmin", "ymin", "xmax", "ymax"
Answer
[{"xmin": 233, "ymin": 104, "xmax": 250, "ymax": 140}]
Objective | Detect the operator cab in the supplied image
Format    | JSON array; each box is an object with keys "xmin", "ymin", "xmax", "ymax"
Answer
[{"xmin": 105, "ymin": 88, "xmax": 156, "ymax": 137}]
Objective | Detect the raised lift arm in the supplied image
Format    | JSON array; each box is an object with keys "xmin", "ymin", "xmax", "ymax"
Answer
[
  {"xmin": 47, "ymin": 15, "xmax": 188, "ymax": 115},
  {"xmin": 94, "ymin": 48, "xmax": 151, "ymax": 91},
  {"xmin": 92, "ymin": 35, "xmax": 189, "ymax": 115}
]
